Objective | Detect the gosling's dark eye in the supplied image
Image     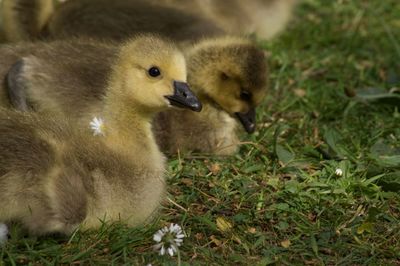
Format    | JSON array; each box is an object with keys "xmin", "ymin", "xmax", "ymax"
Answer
[
  {"xmin": 240, "ymin": 90, "xmax": 252, "ymax": 102},
  {"xmin": 148, "ymin": 67, "xmax": 161, "ymax": 77}
]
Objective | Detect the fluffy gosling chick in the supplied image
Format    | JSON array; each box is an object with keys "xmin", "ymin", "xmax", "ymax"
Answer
[
  {"xmin": 0, "ymin": 35, "xmax": 201, "ymax": 235},
  {"xmin": 154, "ymin": 36, "xmax": 268, "ymax": 155}
]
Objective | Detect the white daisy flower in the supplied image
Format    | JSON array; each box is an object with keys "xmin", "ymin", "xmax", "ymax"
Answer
[
  {"xmin": 0, "ymin": 223, "xmax": 8, "ymax": 245},
  {"xmin": 89, "ymin": 117, "xmax": 105, "ymax": 136},
  {"xmin": 153, "ymin": 223, "xmax": 185, "ymax": 256},
  {"xmin": 335, "ymin": 168, "xmax": 343, "ymax": 176}
]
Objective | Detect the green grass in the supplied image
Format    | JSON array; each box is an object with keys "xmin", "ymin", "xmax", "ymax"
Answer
[{"xmin": 2, "ymin": 0, "xmax": 400, "ymax": 265}]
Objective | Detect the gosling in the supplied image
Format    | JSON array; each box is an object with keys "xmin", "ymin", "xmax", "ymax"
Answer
[
  {"xmin": 0, "ymin": 35, "xmax": 201, "ymax": 235},
  {"xmin": 0, "ymin": 0, "xmax": 297, "ymax": 42}
]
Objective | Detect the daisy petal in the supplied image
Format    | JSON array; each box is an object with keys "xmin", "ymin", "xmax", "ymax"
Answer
[
  {"xmin": 160, "ymin": 245, "xmax": 165, "ymax": 256},
  {"xmin": 175, "ymin": 233, "xmax": 185, "ymax": 239},
  {"xmin": 153, "ymin": 233, "xmax": 162, "ymax": 242},
  {"xmin": 167, "ymin": 247, "xmax": 174, "ymax": 256},
  {"xmin": 153, "ymin": 243, "xmax": 162, "ymax": 251},
  {"xmin": 169, "ymin": 224, "xmax": 177, "ymax": 233}
]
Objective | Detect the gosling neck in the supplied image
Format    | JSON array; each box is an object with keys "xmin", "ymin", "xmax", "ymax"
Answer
[{"xmin": 101, "ymin": 88, "xmax": 158, "ymax": 157}]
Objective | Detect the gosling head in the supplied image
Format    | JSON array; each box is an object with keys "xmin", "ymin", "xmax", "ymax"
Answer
[
  {"xmin": 109, "ymin": 35, "xmax": 202, "ymax": 114},
  {"xmin": 186, "ymin": 37, "xmax": 268, "ymax": 133}
]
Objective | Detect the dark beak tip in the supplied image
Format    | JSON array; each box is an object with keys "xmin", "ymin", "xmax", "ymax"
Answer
[
  {"xmin": 246, "ymin": 124, "xmax": 256, "ymax": 133},
  {"xmin": 192, "ymin": 102, "xmax": 203, "ymax": 112},
  {"xmin": 236, "ymin": 109, "xmax": 257, "ymax": 134}
]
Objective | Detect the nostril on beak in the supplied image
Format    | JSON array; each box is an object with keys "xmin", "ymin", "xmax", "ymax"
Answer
[{"xmin": 170, "ymin": 80, "xmax": 202, "ymax": 112}]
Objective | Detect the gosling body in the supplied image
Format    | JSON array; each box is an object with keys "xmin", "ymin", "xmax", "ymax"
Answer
[
  {"xmin": 0, "ymin": 110, "xmax": 165, "ymax": 234},
  {"xmin": 0, "ymin": 39, "xmax": 116, "ymax": 119}
]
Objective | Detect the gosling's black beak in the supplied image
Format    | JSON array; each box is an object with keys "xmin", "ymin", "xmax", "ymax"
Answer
[
  {"xmin": 165, "ymin": 81, "xmax": 202, "ymax": 112},
  {"xmin": 235, "ymin": 108, "xmax": 256, "ymax": 133}
]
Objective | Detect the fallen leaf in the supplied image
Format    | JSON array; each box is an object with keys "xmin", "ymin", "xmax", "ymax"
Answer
[
  {"xmin": 181, "ymin": 178, "xmax": 193, "ymax": 186},
  {"xmin": 216, "ymin": 217, "xmax": 233, "ymax": 232},
  {"xmin": 287, "ymin": 78, "xmax": 295, "ymax": 86},
  {"xmin": 210, "ymin": 235, "xmax": 222, "ymax": 247},
  {"xmin": 209, "ymin": 163, "xmax": 221, "ymax": 175},
  {"xmin": 281, "ymin": 239, "xmax": 291, "ymax": 248},
  {"xmin": 195, "ymin": 233, "xmax": 204, "ymax": 240},
  {"xmin": 308, "ymin": 213, "xmax": 317, "ymax": 223},
  {"xmin": 248, "ymin": 227, "xmax": 257, "ymax": 234},
  {"xmin": 232, "ymin": 234, "xmax": 242, "ymax": 244},
  {"xmin": 304, "ymin": 259, "xmax": 320, "ymax": 265},
  {"xmin": 357, "ymin": 222, "xmax": 374, "ymax": 234},
  {"xmin": 294, "ymin": 88, "xmax": 306, "ymax": 97}
]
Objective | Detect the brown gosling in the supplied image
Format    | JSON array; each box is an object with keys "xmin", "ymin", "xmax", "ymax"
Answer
[
  {"xmin": 0, "ymin": 34, "xmax": 201, "ymax": 235},
  {"xmin": 0, "ymin": 0, "xmax": 297, "ymax": 42},
  {"xmin": 154, "ymin": 36, "xmax": 268, "ymax": 155}
]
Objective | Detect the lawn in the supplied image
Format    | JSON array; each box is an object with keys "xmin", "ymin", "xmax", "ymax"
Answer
[{"xmin": 1, "ymin": 0, "xmax": 400, "ymax": 265}]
